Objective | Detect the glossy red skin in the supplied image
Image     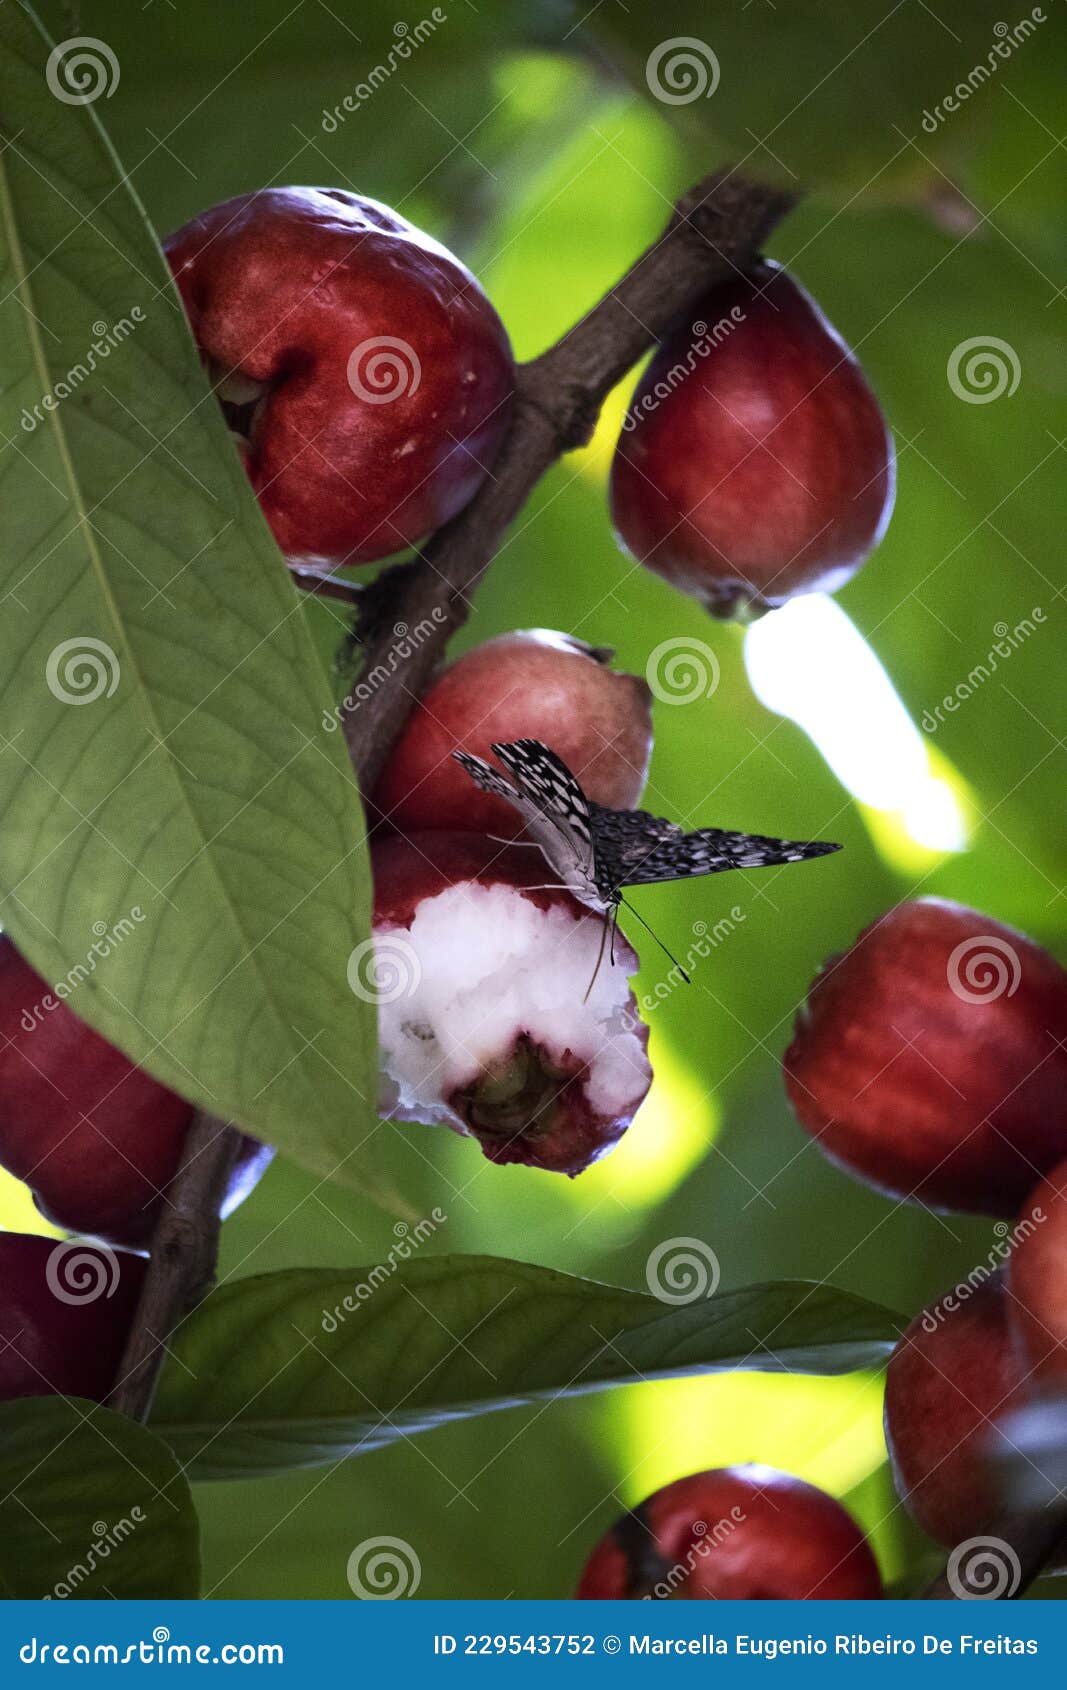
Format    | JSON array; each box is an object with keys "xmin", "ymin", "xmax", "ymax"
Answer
[
  {"xmin": 784, "ymin": 898, "xmax": 1067, "ymax": 1216},
  {"xmin": 371, "ymin": 831, "xmax": 571, "ymax": 928},
  {"xmin": 371, "ymin": 833, "xmax": 651, "ymax": 1175},
  {"xmin": 0, "ymin": 938, "xmax": 271, "ymax": 1249},
  {"xmin": 372, "ymin": 630, "xmax": 653, "ymax": 837},
  {"xmin": 1007, "ymin": 1158, "xmax": 1067, "ymax": 1387},
  {"xmin": 611, "ymin": 262, "xmax": 894, "ymax": 619},
  {"xmin": 883, "ymin": 1274, "xmax": 1052, "ymax": 1557},
  {"xmin": 0, "ymin": 1232, "xmax": 146, "ymax": 1402},
  {"xmin": 165, "ymin": 187, "xmax": 514, "ymax": 564},
  {"xmin": 577, "ymin": 1466, "xmax": 883, "ymax": 1599}
]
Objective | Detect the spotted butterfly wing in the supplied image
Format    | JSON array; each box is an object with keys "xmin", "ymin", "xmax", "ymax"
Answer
[
  {"xmin": 453, "ymin": 740, "xmax": 840, "ymax": 912},
  {"xmin": 587, "ymin": 801, "xmax": 841, "ymax": 888},
  {"xmin": 452, "ymin": 741, "xmax": 597, "ymax": 899}
]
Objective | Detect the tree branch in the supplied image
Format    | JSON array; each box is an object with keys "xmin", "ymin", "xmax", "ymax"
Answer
[
  {"xmin": 107, "ymin": 1113, "xmax": 241, "ymax": 1420},
  {"xmin": 109, "ymin": 168, "xmax": 796, "ymax": 1423}
]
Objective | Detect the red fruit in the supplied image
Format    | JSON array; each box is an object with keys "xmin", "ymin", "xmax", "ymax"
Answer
[
  {"xmin": 165, "ymin": 187, "xmax": 514, "ymax": 565},
  {"xmin": 784, "ymin": 898, "xmax": 1067, "ymax": 1216},
  {"xmin": 369, "ymin": 833, "xmax": 651, "ymax": 1174},
  {"xmin": 884, "ymin": 1273, "xmax": 1049, "ymax": 1555},
  {"xmin": 1008, "ymin": 1158, "xmax": 1067, "ymax": 1388},
  {"xmin": 611, "ymin": 261, "xmax": 894, "ymax": 619},
  {"xmin": 576, "ymin": 1465, "xmax": 883, "ymax": 1599},
  {"xmin": 0, "ymin": 1232, "xmax": 146, "ymax": 1403},
  {"xmin": 0, "ymin": 937, "xmax": 271, "ymax": 1248},
  {"xmin": 373, "ymin": 630, "xmax": 653, "ymax": 837}
]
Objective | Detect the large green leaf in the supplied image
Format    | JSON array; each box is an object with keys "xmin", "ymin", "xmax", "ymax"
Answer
[
  {"xmin": 0, "ymin": 1397, "xmax": 199, "ymax": 1598},
  {"xmin": 0, "ymin": 6, "xmax": 378, "ymax": 1182},
  {"xmin": 151, "ymin": 1256, "xmax": 901, "ymax": 1478}
]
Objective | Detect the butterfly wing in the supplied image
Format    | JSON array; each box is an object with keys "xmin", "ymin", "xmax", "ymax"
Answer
[
  {"xmin": 585, "ymin": 802, "xmax": 683, "ymax": 895},
  {"xmin": 614, "ymin": 822, "xmax": 841, "ymax": 888},
  {"xmin": 452, "ymin": 741, "xmax": 601, "ymax": 905},
  {"xmin": 452, "ymin": 751, "xmax": 517, "ymax": 808},
  {"xmin": 490, "ymin": 740, "xmax": 592, "ymax": 843},
  {"xmin": 490, "ymin": 739, "xmax": 600, "ymax": 894},
  {"xmin": 454, "ymin": 743, "xmax": 841, "ymax": 905}
]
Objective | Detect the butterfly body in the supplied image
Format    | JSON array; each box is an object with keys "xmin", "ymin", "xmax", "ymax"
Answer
[{"xmin": 453, "ymin": 739, "xmax": 840, "ymax": 915}]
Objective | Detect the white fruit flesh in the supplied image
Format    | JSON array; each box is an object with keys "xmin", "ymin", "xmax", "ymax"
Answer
[{"xmin": 376, "ymin": 881, "xmax": 650, "ymax": 1130}]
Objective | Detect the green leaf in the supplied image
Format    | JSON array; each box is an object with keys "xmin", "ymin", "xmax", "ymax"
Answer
[
  {"xmin": 0, "ymin": 7, "xmax": 378, "ymax": 1183},
  {"xmin": 0, "ymin": 1397, "xmax": 199, "ymax": 1598},
  {"xmin": 151, "ymin": 1256, "xmax": 901, "ymax": 1478}
]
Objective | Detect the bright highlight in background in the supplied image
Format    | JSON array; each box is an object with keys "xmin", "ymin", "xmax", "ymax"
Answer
[
  {"xmin": 556, "ymin": 1036, "xmax": 719, "ymax": 1221},
  {"xmin": 613, "ymin": 1369, "xmax": 887, "ymax": 1512},
  {"xmin": 744, "ymin": 595, "xmax": 969, "ymax": 854}
]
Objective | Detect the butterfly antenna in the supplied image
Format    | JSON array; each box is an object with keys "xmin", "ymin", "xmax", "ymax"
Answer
[
  {"xmin": 618, "ymin": 895, "xmax": 691, "ymax": 984},
  {"xmin": 583, "ymin": 910, "xmax": 612, "ymax": 1004}
]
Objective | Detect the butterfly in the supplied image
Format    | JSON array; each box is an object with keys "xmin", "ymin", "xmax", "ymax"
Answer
[{"xmin": 453, "ymin": 739, "xmax": 841, "ymax": 929}]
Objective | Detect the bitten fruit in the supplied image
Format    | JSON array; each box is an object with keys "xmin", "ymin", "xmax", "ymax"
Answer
[
  {"xmin": 883, "ymin": 1274, "xmax": 1048, "ymax": 1555},
  {"xmin": 1008, "ymin": 1158, "xmax": 1067, "ymax": 1388},
  {"xmin": 0, "ymin": 1232, "xmax": 146, "ymax": 1403},
  {"xmin": 611, "ymin": 261, "xmax": 894, "ymax": 619},
  {"xmin": 576, "ymin": 1465, "xmax": 883, "ymax": 1599},
  {"xmin": 166, "ymin": 187, "xmax": 514, "ymax": 564},
  {"xmin": 373, "ymin": 629, "xmax": 653, "ymax": 836},
  {"xmin": 784, "ymin": 899, "xmax": 1067, "ymax": 1216},
  {"xmin": 0, "ymin": 937, "xmax": 271, "ymax": 1248},
  {"xmin": 369, "ymin": 832, "xmax": 651, "ymax": 1173}
]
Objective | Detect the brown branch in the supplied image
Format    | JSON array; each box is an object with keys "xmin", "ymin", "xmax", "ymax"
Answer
[
  {"xmin": 920, "ymin": 1510, "xmax": 1067, "ymax": 1600},
  {"xmin": 108, "ymin": 1112, "xmax": 241, "ymax": 1420},
  {"xmin": 345, "ymin": 169, "xmax": 795, "ymax": 790},
  {"xmin": 110, "ymin": 168, "xmax": 795, "ymax": 1424}
]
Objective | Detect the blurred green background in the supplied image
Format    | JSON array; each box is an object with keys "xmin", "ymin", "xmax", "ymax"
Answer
[{"xmin": 5, "ymin": 0, "xmax": 1064, "ymax": 1598}]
